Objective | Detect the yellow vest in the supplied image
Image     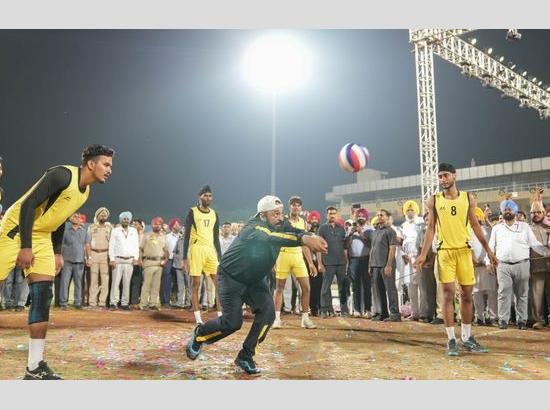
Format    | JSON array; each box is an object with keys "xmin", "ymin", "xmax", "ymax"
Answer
[
  {"xmin": 434, "ymin": 191, "xmax": 471, "ymax": 250},
  {"xmin": 280, "ymin": 217, "xmax": 305, "ymax": 254},
  {"xmin": 0, "ymin": 165, "xmax": 89, "ymax": 236},
  {"xmin": 189, "ymin": 206, "xmax": 217, "ymax": 248}
]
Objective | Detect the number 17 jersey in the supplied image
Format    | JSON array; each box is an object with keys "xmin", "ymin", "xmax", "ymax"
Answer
[
  {"xmin": 189, "ymin": 206, "xmax": 218, "ymax": 248},
  {"xmin": 434, "ymin": 191, "xmax": 471, "ymax": 250}
]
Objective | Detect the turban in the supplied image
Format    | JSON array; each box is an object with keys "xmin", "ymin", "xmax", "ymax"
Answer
[
  {"xmin": 94, "ymin": 207, "xmax": 110, "ymax": 222},
  {"xmin": 355, "ymin": 208, "xmax": 369, "ymax": 220},
  {"xmin": 474, "ymin": 207, "xmax": 485, "ymax": 221},
  {"xmin": 500, "ymin": 200, "xmax": 519, "ymax": 215},
  {"xmin": 119, "ymin": 211, "xmax": 133, "ymax": 222},
  {"xmin": 438, "ymin": 163, "xmax": 456, "ymax": 174},
  {"xmin": 531, "ymin": 200, "xmax": 545, "ymax": 213},
  {"xmin": 307, "ymin": 210, "xmax": 321, "ymax": 223},
  {"xmin": 198, "ymin": 185, "xmax": 212, "ymax": 196},
  {"xmin": 169, "ymin": 218, "xmax": 181, "ymax": 229},
  {"xmin": 79, "ymin": 214, "xmax": 86, "ymax": 224},
  {"xmin": 402, "ymin": 200, "xmax": 419, "ymax": 216},
  {"xmin": 371, "ymin": 216, "xmax": 378, "ymax": 226},
  {"xmin": 151, "ymin": 216, "xmax": 164, "ymax": 226}
]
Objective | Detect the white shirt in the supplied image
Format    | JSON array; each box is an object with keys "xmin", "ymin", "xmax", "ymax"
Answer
[
  {"xmin": 220, "ymin": 234, "xmax": 235, "ymax": 255},
  {"xmin": 401, "ymin": 217, "xmax": 423, "ymax": 256},
  {"xmin": 487, "ymin": 221, "xmax": 550, "ymax": 264},
  {"xmin": 166, "ymin": 231, "xmax": 180, "ymax": 259},
  {"xmin": 470, "ymin": 225, "xmax": 490, "ymax": 263},
  {"xmin": 109, "ymin": 226, "xmax": 140, "ymax": 260}
]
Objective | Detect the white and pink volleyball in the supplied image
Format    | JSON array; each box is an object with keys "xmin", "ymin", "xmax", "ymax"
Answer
[{"xmin": 338, "ymin": 143, "xmax": 370, "ymax": 173}]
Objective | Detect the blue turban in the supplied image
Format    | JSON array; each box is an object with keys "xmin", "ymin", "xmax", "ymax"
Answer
[
  {"xmin": 119, "ymin": 211, "xmax": 133, "ymax": 222},
  {"xmin": 500, "ymin": 200, "xmax": 518, "ymax": 215}
]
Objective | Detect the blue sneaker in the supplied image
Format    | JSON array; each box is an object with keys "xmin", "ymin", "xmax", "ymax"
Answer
[
  {"xmin": 235, "ymin": 353, "xmax": 261, "ymax": 375},
  {"xmin": 186, "ymin": 325, "xmax": 203, "ymax": 360}
]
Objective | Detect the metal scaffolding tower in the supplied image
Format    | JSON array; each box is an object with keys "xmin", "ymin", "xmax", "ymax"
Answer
[{"xmin": 410, "ymin": 29, "xmax": 550, "ymax": 212}]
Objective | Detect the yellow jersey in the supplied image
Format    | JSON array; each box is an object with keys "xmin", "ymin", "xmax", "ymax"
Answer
[
  {"xmin": 0, "ymin": 165, "xmax": 89, "ymax": 236},
  {"xmin": 189, "ymin": 206, "xmax": 218, "ymax": 248},
  {"xmin": 434, "ymin": 190, "xmax": 471, "ymax": 250},
  {"xmin": 280, "ymin": 216, "xmax": 306, "ymax": 254}
]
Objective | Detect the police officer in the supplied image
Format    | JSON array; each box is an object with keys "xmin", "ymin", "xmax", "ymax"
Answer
[
  {"xmin": 86, "ymin": 207, "xmax": 112, "ymax": 309},
  {"xmin": 139, "ymin": 217, "xmax": 168, "ymax": 310},
  {"xmin": 186, "ymin": 195, "xmax": 327, "ymax": 375}
]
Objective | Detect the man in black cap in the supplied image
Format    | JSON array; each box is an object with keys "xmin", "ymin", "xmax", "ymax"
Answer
[
  {"xmin": 186, "ymin": 195, "xmax": 327, "ymax": 375},
  {"xmin": 182, "ymin": 185, "xmax": 222, "ymax": 325},
  {"xmin": 415, "ymin": 162, "xmax": 498, "ymax": 356}
]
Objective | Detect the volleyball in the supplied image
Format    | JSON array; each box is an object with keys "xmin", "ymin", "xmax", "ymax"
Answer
[{"xmin": 338, "ymin": 143, "xmax": 370, "ymax": 173}]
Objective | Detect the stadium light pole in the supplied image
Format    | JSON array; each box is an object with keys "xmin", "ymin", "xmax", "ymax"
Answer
[{"xmin": 243, "ymin": 32, "xmax": 312, "ymax": 195}]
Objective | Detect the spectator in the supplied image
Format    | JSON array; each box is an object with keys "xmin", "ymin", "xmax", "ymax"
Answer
[
  {"xmin": 487, "ymin": 199, "xmax": 550, "ymax": 330},
  {"xmin": 307, "ymin": 210, "xmax": 322, "ymax": 316},
  {"xmin": 517, "ymin": 210, "xmax": 527, "ymax": 222},
  {"xmin": 108, "ymin": 211, "xmax": 140, "ymax": 310},
  {"xmin": 417, "ymin": 212, "xmax": 437, "ymax": 322},
  {"xmin": 139, "ymin": 217, "xmax": 168, "ymax": 310},
  {"xmin": 2, "ymin": 267, "xmax": 29, "ymax": 311},
  {"xmin": 220, "ymin": 222, "xmax": 235, "ymax": 255},
  {"xmin": 86, "ymin": 207, "xmax": 112, "ymax": 309},
  {"xmin": 162, "ymin": 218, "xmax": 181, "ymax": 308},
  {"xmin": 318, "ymin": 206, "xmax": 348, "ymax": 317},
  {"xmin": 59, "ymin": 213, "xmax": 87, "ymax": 309},
  {"xmin": 130, "ymin": 219, "xmax": 145, "ymax": 307},
  {"xmin": 369, "ymin": 209, "xmax": 400, "ymax": 322},
  {"xmin": 173, "ymin": 226, "xmax": 191, "ymax": 308}
]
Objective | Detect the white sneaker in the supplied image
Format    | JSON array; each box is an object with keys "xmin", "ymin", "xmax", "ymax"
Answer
[
  {"xmin": 196, "ymin": 320, "xmax": 204, "ymax": 325},
  {"xmin": 272, "ymin": 318, "xmax": 282, "ymax": 329},
  {"xmin": 301, "ymin": 316, "xmax": 317, "ymax": 329},
  {"xmin": 363, "ymin": 311, "xmax": 373, "ymax": 319},
  {"xmin": 353, "ymin": 311, "xmax": 361, "ymax": 318}
]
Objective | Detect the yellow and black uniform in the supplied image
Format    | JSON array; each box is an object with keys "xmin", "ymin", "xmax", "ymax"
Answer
[
  {"xmin": 0, "ymin": 165, "xmax": 89, "ymax": 279},
  {"xmin": 183, "ymin": 206, "xmax": 221, "ymax": 277},
  {"xmin": 434, "ymin": 190, "xmax": 475, "ymax": 285},
  {"xmin": 275, "ymin": 216, "xmax": 308, "ymax": 280}
]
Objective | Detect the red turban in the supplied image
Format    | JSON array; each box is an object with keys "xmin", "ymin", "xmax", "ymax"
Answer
[
  {"xmin": 355, "ymin": 208, "xmax": 369, "ymax": 220},
  {"xmin": 151, "ymin": 216, "xmax": 164, "ymax": 226},
  {"xmin": 169, "ymin": 218, "xmax": 181, "ymax": 229},
  {"xmin": 307, "ymin": 210, "xmax": 321, "ymax": 223}
]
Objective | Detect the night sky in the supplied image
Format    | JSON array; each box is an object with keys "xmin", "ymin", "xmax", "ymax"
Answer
[{"xmin": 1, "ymin": 29, "xmax": 549, "ymax": 222}]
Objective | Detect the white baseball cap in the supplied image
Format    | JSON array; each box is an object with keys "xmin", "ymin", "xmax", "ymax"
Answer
[{"xmin": 256, "ymin": 195, "xmax": 284, "ymax": 216}]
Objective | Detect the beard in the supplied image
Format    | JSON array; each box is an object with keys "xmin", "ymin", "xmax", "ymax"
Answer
[{"xmin": 503, "ymin": 213, "xmax": 515, "ymax": 221}]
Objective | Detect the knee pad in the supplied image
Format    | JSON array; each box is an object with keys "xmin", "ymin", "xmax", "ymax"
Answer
[{"xmin": 28, "ymin": 281, "xmax": 53, "ymax": 325}]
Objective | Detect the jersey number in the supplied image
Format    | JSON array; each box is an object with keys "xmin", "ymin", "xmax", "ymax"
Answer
[
  {"xmin": 450, "ymin": 206, "xmax": 457, "ymax": 216},
  {"xmin": 203, "ymin": 220, "xmax": 210, "ymax": 227}
]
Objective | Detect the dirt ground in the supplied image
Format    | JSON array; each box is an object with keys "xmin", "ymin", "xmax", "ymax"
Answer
[{"xmin": 1, "ymin": 308, "xmax": 549, "ymax": 380}]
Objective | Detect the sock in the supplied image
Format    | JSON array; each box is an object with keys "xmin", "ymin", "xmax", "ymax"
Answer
[
  {"xmin": 302, "ymin": 312, "xmax": 309, "ymax": 320},
  {"xmin": 217, "ymin": 311, "xmax": 222, "ymax": 317},
  {"xmin": 461, "ymin": 323, "xmax": 472, "ymax": 342},
  {"xmin": 193, "ymin": 311, "xmax": 202, "ymax": 323},
  {"xmin": 28, "ymin": 338, "xmax": 45, "ymax": 371},
  {"xmin": 275, "ymin": 311, "xmax": 281, "ymax": 321},
  {"xmin": 445, "ymin": 326, "xmax": 456, "ymax": 341}
]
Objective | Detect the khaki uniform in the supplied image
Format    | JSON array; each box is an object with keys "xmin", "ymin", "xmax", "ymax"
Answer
[
  {"xmin": 529, "ymin": 222, "xmax": 550, "ymax": 324},
  {"xmin": 87, "ymin": 223, "xmax": 112, "ymax": 307},
  {"xmin": 140, "ymin": 232, "xmax": 167, "ymax": 308}
]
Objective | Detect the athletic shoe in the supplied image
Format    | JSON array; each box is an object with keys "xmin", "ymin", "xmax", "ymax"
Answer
[
  {"xmin": 518, "ymin": 321, "xmax": 527, "ymax": 330},
  {"xmin": 109, "ymin": 305, "xmax": 117, "ymax": 311},
  {"xmin": 384, "ymin": 314, "xmax": 402, "ymax": 322},
  {"xmin": 120, "ymin": 305, "xmax": 130, "ymax": 311},
  {"xmin": 320, "ymin": 311, "xmax": 329, "ymax": 319},
  {"xmin": 499, "ymin": 321, "xmax": 508, "ymax": 329},
  {"xmin": 363, "ymin": 311, "xmax": 373, "ymax": 319},
  {"xmin": 352, "ymin": 311, "xmax": 361, "ymax": 318},
  {"xmin": 371, "ymin": 314, "xmax": 382, "ymax": 322},
  {"xmin": 186, "ymin": 325, "xmax": 203, "ymax": 360},
  {"xmin": 475, "ymin": 319, "xmax": 485, "ymax": 326},
  {"xmin": 23, "ymin": 361, "xmax": 63, "ymax": 380},
  {"xmin": 235, "ymin": 352, "xmax": 261, "ymax": 375},
  {"xmin": 461, "ymin": 336, "xmax": 488, "ymax": 353},
  {"xmin": 447, "ymin": 339, "xmax": 459, "ymax": 356},
  {"xmin": 486, "ymin": 319, "xmax": 496, "ymax": 327},
  {"xmin": 272, "ymin": 318, "xmax": 282, "ymax": 329},
  {"xmin": 301, "ymin": 316, "xmax": 317, "ymax": 329}
]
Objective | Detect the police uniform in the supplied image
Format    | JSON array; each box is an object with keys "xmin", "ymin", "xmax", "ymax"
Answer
[
  {"xmin": 0, "ymin": 165, "xmax": 89, "ymax": 279},
  {"xmin": 87, "ymin": 222, "xmax": 112, "ymax": 307},
  {"xmin": 434, "ymin": 191, "xmax": 476, "ymax": 286},
  {"xmin": 183, "ymin": 206, "xmax": 221, "ymax": 277},
  {"xmin": 275, "ymin": 216, "xmax": 308, "ymax": 280},
  {"xmin": 140, "ymin": 231, "xmax": 167, "ymax": 309}
]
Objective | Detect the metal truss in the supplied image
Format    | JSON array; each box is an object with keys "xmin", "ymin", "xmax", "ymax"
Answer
[{"xmin": 409, "ymin": 29, "xmax": 550, "ymax": 212}]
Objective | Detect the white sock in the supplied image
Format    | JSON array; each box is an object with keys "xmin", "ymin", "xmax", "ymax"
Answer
[
  {"xmin": 193, "ymin": 311, "xmax": 202, "ymax": 323},
  {"xmin": 28, "ymin": 338, "xmax": 45, "ymax": 371},
  {"xmin": 217, "ymin": 311, "xmax": 222, "ymax": 317},
  {"xmin": 275, "ymin": 311, "xmax": 281, "ymax": 321},
  {"xmin": 461, "ymin": 323, "xmax": 472, "ymax": 342},
  {"xmin": 302, "ymin": 312, "xmax": 309, "ymax": 320},
  {"xmin": 445, "ymin": 326, "xmax": 456, "ymax": 341}
]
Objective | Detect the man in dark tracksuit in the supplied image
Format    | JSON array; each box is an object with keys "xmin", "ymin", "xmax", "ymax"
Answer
[{"xmin": 186, "ymin": 195, "xmax": 327, "ymax": 375}]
